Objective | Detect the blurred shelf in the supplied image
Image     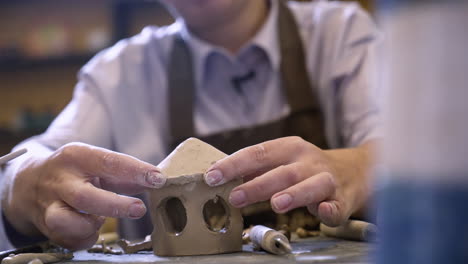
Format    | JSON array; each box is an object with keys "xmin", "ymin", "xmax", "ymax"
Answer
[
  {"xmin": 0, "ymin": 0, "xmax": 169, "ymax": 72},
  {"xmin": 0, "ymin": 0, "xmax": 154, "ymax": 6},
  {"xmin": 0, "ymin": 53, "xmax": 94, "ymax": 72},
  {"xmin": 0, "ymin": 129, "xmax": 40, "ymax": 155}
]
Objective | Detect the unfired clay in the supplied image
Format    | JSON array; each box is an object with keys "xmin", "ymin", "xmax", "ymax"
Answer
[
  {"xmin": 87, "ymin": 239, "xmax": 122, "ymax": 255},
  {"xmin": 117, "ymin": 236, "xmax": 152, "ymax": 254},
  {"xmin": 149, "ymin": 138, "xmax": 243, "ymax": 256}
]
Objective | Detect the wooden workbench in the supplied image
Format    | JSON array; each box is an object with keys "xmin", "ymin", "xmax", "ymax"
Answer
[{"xmin": 66, "ymin": 236, "xmax": 374, "ymax": 264}]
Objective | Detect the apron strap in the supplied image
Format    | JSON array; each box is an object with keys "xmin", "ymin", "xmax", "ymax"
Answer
[
  {"xmin": 168, "ymin": 35, "xmax": 195, "ymax": 146},
  {"xmin": 278, "ymin": 0, "xmax": 321, "ymax": 113}
]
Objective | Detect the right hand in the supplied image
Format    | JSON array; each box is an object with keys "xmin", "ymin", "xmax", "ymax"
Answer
[{"xmin": 2, "ymin": 143, "xmax": 166, "ymax": 250}]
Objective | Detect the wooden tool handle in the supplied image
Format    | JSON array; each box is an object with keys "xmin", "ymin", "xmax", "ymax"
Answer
[
  {"xmin": 320, "ymin": 220, "xmax": 378, "ymax": 242},
  {"xmin": 0, "ymin": 149, "xmax": 27, "ymax": 166}
]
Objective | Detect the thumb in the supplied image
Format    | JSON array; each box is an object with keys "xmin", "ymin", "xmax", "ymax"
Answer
[
  {"xmin": 43, "ymin": 201, "xmax": 104, "ymax": 250},
  {"xmin": 317, "ymin": 201, "xmax": 347, "ymax": 227}
]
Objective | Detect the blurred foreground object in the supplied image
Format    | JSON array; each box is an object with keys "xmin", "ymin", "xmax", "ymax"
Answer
[{"xmin": 378, "ymin": 0, "xmax": 468, "ymax": 263}]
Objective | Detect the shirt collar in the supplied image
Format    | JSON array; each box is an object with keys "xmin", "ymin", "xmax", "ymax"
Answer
[
  {"xmin": 177, "ymin": 0, "xmax": 281, "ymax": 85},
  {"xmin": 177, "ymin": 19, "xmax": 213, "ymax": 86},
  {"xmin": 249, "ymin": 0, "xmax": 280, "ymax": 71}
]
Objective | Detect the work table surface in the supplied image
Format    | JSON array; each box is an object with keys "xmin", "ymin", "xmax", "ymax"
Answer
[{"xmin": 66, "ymin": 236, "xmax": 374, "ymax": 264}]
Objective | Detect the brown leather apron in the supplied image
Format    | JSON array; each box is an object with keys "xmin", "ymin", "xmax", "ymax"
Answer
[{"xmin": 120, "ymin": 0, "xmax": 329, "ymax": 239}]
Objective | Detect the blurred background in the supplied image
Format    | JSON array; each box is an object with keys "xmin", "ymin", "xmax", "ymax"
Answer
[
  {"xmin": 0, "ymin": 0, "xmax": 175, "ymax": 154},
  {"xmin": 0, "ymin": 0, "xmax": 373, "ymax": 155}
]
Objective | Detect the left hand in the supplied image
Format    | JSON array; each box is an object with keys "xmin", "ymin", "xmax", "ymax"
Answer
[{"xmin": 204, "ymin": 136, "xmax": 376, "ymax": 226}]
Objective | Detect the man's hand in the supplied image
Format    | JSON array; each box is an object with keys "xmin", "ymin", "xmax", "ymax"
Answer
[
  {"xmin": 204, "ymin": 137, "xmax": 376, "ymax": 226},
  {"xmin": 2, "ymin": 143, "xmax": 166, "ymax": 250}
]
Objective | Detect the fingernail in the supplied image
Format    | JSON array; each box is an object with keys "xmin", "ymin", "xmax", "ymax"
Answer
[
  {"xmin": 145, "ymin": 171, "xmax": 166, "ymax": 188},
  {"xmin": 272, "ymin": 193, "xmax": 292, "ymax": 211},
  {"xmin": 128, "ymin": 203, "xmax": 146, "ymax": 219},
  {"xmin": 229, "ymin": 190, "xmax": 247, "ymax": 207},
  {"xmin": 205, "ymin": 170, "xmax": 224, "ymax": 186}
]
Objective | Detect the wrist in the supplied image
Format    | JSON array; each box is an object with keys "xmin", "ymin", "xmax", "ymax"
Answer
[
  {"xmin": 2, "ymin": 156, "xmax": 44, "ymax": 238},
  {"xmin": 2, "ymin": 210, "xmax": 47, "ymax": 248}
]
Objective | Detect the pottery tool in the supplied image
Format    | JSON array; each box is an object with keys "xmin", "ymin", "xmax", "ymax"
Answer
[
  {"xmin": 320, "ymin": 220, "xmax": 378, "ymax": 242},
  {"xmin": 0, "ymin": 244, "xmax": 44, "ymax": 262},
  {"xmin": 0, "ymin": 149, "xmax": 27, "ymax": 166},
  {"xmin": 1, "ymin": 252, "xmax": 73, "ymax": 264},
  {"xmin": 250, "ymin": 225, "xmax": 292, "ymax": 255}
]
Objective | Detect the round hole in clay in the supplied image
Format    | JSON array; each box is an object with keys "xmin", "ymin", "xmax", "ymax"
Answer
[
  {"xmin": 161, "ymin": 197, "xmax": 187, "ymax": 235},
  {"xmin": 203, "ymin": 196, "xmax": 230, "ymax": 233}
]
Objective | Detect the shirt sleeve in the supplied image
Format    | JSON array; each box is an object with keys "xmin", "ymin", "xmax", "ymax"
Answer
[
  {"xmin": 313, "ymin": 3, "xmax": 382, "ymax": 148},
  {"xmin": 331, "ymin": 6, "xmax": 383, "ymax": 148},
  {"xmin": 38, "ymin": 72, "xmax": 113, "ymax": 150}
]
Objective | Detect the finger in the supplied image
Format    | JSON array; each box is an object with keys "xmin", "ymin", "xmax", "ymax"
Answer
[
  {"xmin": 54, "ymin": 143, "xmax": 166, "ymax": 188},
  {"xmin": 60, "ymin": 179, "xmax": 147, "ymax": 219},
  {"xmin": 242, "ymin": 167, "xmax": 272, "ymax": 182},
  {"xmin": 100, "ymin": 180, "xmax": 148, "ymax": 195},
  {"xmin": 91, "ymin": 175, "xmax": 149, "ymax": 195},
  {"xmin": 270, "ymin": 172, "xmax": 336, "ymax": 214},
  {"xmin": 228, "ymin": 163, "xmax": 305, "ymax": 207},
  {"xmin": 60, "ymin": 232, "xmax": 100, "ymax": 251},
  {"xmin": 205, "ymin": 137, "xmax": 309, "ymax": 186},
  {"xmin": 44, "ymin": 201, "xmax": 104, "ymax": 250}
]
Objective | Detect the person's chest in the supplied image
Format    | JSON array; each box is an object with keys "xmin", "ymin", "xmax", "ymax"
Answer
[{"xmin": 194, "ymin": 46, "xmax": 289, "ymax": 136}]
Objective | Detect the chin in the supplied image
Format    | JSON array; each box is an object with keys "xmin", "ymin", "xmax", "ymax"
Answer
[
  {"xmin": 165, "ymin": 0, "xmax": 243, "ymax": 22},
  {"xmin": 185, "ymin": 0, "xmax": 234, "ymax": 9}
]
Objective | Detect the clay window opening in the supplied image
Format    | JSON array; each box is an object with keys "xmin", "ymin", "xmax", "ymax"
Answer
[
  {"xmin": 160, "ymin": 197, "xmax": 187, "ymax": 235},
  {"xmin": 203, "ymin": 196, "xmax": 230, "ymax": 233}
]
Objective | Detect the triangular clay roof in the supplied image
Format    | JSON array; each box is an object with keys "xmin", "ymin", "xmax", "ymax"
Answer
[{"xmin": 158, "ymin": 138, "xmax": 227, "ymax": 186}]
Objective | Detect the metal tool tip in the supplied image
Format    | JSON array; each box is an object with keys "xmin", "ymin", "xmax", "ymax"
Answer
[{"xmin": 275, "ymin": 237, "xmax": 292, "ymax": 254}]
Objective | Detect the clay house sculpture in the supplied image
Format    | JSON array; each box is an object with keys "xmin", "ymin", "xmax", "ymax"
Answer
[{"xmin": 149, "ymin": 138, "xmax": 243, "ymax": 256}]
